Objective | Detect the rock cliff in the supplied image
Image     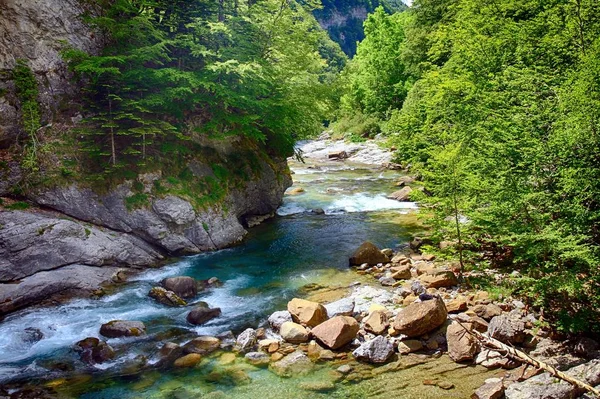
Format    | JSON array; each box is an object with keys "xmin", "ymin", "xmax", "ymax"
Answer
[{"xmin": 0, "ymin": 0, "xmax": 292, "ymax": 315}]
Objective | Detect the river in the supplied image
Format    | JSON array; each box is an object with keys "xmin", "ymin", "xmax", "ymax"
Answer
[{"xmin": 0, "ymin": 140, "xmax": 495, "ymax": 398}]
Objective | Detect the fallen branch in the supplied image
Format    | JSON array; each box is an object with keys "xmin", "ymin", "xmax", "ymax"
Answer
[{"xmin": 456, "ymin": 321, "xmax": 600, "ymax": 397}]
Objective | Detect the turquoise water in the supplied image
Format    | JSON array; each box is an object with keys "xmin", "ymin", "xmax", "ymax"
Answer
[{"xmin": 0, "ymin": 150, "xmax": 425, "ymax": 397}]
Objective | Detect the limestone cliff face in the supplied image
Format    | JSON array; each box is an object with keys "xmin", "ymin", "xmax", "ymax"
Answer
[
  {"xmin": 0, "ymin": 0, "xmax": 293, "ymax": 315},
  {"xmin": 0, "ymin": 0, "xmax": 101, "ymax": 147}
]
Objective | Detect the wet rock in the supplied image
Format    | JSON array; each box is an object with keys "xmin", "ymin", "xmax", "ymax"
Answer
[
  {"xmin": 183, "ymin": 336, "xmax": 221, "ymax": 355},
  {"xmin": 472, "ymin": 379, "xmax": 505, "ymax": 399},
  {"xmin": 397, "ymin": 339, "xmax": 423, "ymax": 354},
  {"xmin": 217, "ymin": 330, "xmax": 236, "ymax": 350},
  {"xmin": 269, "ymin": 351, "xmax": 313, "ymax": 377},
  {"xmin": 280, "ymin": 322, "xmax": 310, "ymax": 344},
  {"xmin": 259, "ymin": 339, "xmax": 280, "ymax": 353},
  {"xmin": 268, "ymin": 310, "xmax": 293, "ymax": 330},
  {"xmin": 205, "ymin": 277, "xmax": 224, "ymax": 288},
  {"xmin": 488, "ymin": 314, "xmax": 526, "ymax": 345},
  {"xmin": 22, "ymin": 327, "xmax": 44, "ymax": 343},
  {"xmin": 287, "ymin": 298, "xmax": 328, "ymax": 327},
  {"xmin": 299, "ymin": 381, "xmax": 335, "ymax": 392},
  {"xmin": 287, "ymin": 187, "xmax": 306, "ymax": 195},
  {"xmin": 158, "ymin": 342, "xmax": 183, "ymax": 365},
  {"xmin": 379, "ymin": 276, "xmax": 396, "ymax": 286},
  {"xmin": 381, "ymin": 248, "xmax": 394, "ymax": 257},
  {"xmin": 186, "ymin": 306, "xmax": 222, "ymax": 325},
  {"xmin": 364, "ymin": 310, "xmax": 389, "ymax": 335},
  {"xmin": 161, "ymin": 276, "xmax": 198, "ymax": 299},
  {"xmin": 419, "ymin": 270, "xmax": 458, "ymax": 289},
  {"xmin": 392, "ymin": 296, "xmax": 447, "ymax": 338},
  {"xmin": 472, "ymin": 304, "xmax": 503, "ymax": 321},
  {"xmin": 310, "ymin": 316, "xmax": 359, "ymax": 349},
  {"xmin": 447, "ymin": 322, "xmax": 478, "ymax": 362},
  {"xmin": 325, "ymin": 298, "xmax": 355, "ymax": 318},
  {"xmin": 245, "ymin": 213, "xmax": 275, "ymax": 228},
  {"xmin": 173, "ymin": 353, "xmax": 202, "ymax": 368},
  {"xmin": 245, "ymin": 352, "xmax": 270, "ymax": 367},
  {"xmin": 312, "ymin": 208, "xmax": 325, "ymax": 215},
  {"xmin": 99, "ymin": 320, "xmax": 146, "ymax": 338},
  {"xmin": 236, "ymin": 328, "xmax": 257, "ymax": 352},
  {"xmin": 349, "ymin": 241, "xmax": 390, "ymax": 266},
  {"xmin": 388, "ymin": 187, "xmax": 413, "ymax": 201},
  {"xmin": 337, "ymin": 364, "xmax": 353, "ymax": 374},
  {"xmin": 353, "ymin": 336, "xmax": 395, "ymax": 364},
  {"xmin": 505, "ymin": 359, "xmax": 600, "ymax": 399},
  {"xmin": 149, "ymin": 287, "xmax": 187, "ymax": 307},
  {"xmin": 74, "ymin": 337, "xmax": 115, "ymax": 364}
]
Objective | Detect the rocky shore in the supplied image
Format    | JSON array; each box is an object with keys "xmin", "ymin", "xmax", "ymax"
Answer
[{"xmin": 3, "ymin": 240, "xmax": 599, "ymax": 399}]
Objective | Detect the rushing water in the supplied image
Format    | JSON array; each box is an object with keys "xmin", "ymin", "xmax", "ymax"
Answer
[{"xmin": 0, "ymin": 148, "xmax": 428, "ymax": 395}]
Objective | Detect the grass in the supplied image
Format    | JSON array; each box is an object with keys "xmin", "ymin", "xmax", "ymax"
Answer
[
  {"xmin": 5, "ymin": 201, "xmax": 30, "ymax": 210},
  {"xmin": 125, "ymin": 193, "xmax": 149, "ymax": 211}
]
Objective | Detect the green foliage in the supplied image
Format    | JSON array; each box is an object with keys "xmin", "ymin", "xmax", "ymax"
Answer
[
  {"xmin": 343, "ymin": 0, "xmax": 600, "ymax": 333},
  {"xmin": 124, "ymin": 193, "xmax": 149, "ymax": 210},
  {"xmin": 62, "ymin": 0, "xmax": 341, "ymax": 179},
  {"xmin": 5, "ymin": 201, "xmax": 31, "ymax": 210},
  {"xmin": 330, "ymin": 112, "xmax": 381, "ymax": 141},
  {"xmin": 12, "ymin": 60, "xmax": 42, "ymax": 172}
]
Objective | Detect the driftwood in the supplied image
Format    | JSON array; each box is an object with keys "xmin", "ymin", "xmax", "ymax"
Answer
[{"xmin": 456, "ymin": 320, "xmax": 600, "ymax": 397}]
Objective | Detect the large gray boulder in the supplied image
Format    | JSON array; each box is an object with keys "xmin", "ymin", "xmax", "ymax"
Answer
[
  {"xmin": 325, "ymin": 298, "xmax": 355, "ymax": 318},
  {"xmin": 488, "ymin": 314, "xmax": 526, "ymax": 345},
  {"xmin": 505, "ymin": 359, "xmax": 600, "ymax": 399},
  {"xmin": 352, "ymin": 336, "xmax": 394, "ymax": 364}
]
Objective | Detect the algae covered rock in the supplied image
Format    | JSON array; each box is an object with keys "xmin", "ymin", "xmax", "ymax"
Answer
[
  {"xmin": 161, "ymin": 276, "xmax": 198, "ymax": 299},
  {"xmin": 269, "ymin": 351, "xmax": 313, "ymax": 377},
  {"xmin": 149, "ymin": 287, "xmax": 187, "ymax": 307}
]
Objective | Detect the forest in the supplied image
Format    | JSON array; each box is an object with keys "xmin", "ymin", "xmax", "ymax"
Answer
[{"xmin": 337, "ymin": 0, "xmax": 600, "ymax": 333}]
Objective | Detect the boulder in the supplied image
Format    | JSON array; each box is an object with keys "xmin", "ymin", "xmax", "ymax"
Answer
[
  {"xmin": 310, "ymin": 316, "xmax": 359, "ymax": 350},
  {"xmin": 148, "ymin": 287, "xmax": 187, "ymax": 307},
  {"xmin": 287, "ymin": 298, "xmax": 328, "ymax": 327},
  {"xmin": 74, "ymin": 337, "xmax": 115, "ymax": 364},
  {"xmin": 447, "ymin": 322, "xmax": 478, "ymax": 362},
  {"xmin": 268, "ymin": 310, "xmax": 293, "ymax": 330},
  {"xmin": 245, "ymin": 352, "xmax": 270, "ymax": 367},
  {"xmin": 387, "ymin": 186, "xmax": 413, "ymax": 201},
  {"xmin": 488, "ymin": 314, "xmax": 526, "ymax": 345},
  {"xmin": 381, "ymin": 248, "xmax": 394, "ymax": 257},
  {"xmin": 307, "ymin": 340, "xmax": 334, "ymax": 361},
  {"xmin": 236, "ymin": 328, "xmax": 257, "ymax": 352},
  {"xmin": 476, "ymin": 349, "xmax": 520, "ymax": 369},
  {"xmin": 159, "ymin": 342, "xmax": 183, "ymax": 364},
  {"xmin": 325, "ymin": 298, "xmax": 355, "ymax": 318},
  {"xmin": 419, "ymin": 270, "xmax": 458, "ymax": 289},
  {"xmin": 280, "ymin": 322, "xmax": 309, "ymax": 344},
  {"xmin": 183, "ymin": 336, "xmax": 221, "ymax": 355},
  {"xmin": 349, "ymin": 241, "xmax": 390, "ymax": 266},
  {"xmin": 397, "ymin": 339, "xmax": 423, "ymax": 354},
  {"xmin": 328, "ymin": 151, "xmax": 348, "ymax": 160},
  {"xmin": 472, "ymin": 379, "xmax": 505, "ymax": 399},
  {"xmin": 505, "ymin": 359, "xmax": 600, "ymax": 399},
  {"xmin": 99, "ymin": 320, "xmax": 146, "ymax": 338},
  {"xmin": 472, "ymin": 304, "xmax": 503, "ymax": 321},
  {"xmin": 364, "ymin": 310, "xmax": 389, "ymax": 335},
  {"xmin": 392, "ymin": 296, "xmax": 447, "ymax": 338},
  {"xmin": 186, "ymin": 306, "xmax": 222, "ymax": 325},
  {"xmin": 161, "ymin": 276, "xmax": 198, "ymax": 299},
  {"xmin": 352, "ymin": 336, "xmax": 394, "ymax": 364},
  {"xmin": 391, "ymin": 265, "xmax": 412, "ymax": 280},
  {"xmin": 173, "ymin": 353, "xmax": 202, "ymax": 368},
  {"xmin": 269, "ymin": 351, "xmax": 313, "ymax": 377},
  {"xmin": 446, "ymin": 296, "xmax": 468, "ymax": 313}
]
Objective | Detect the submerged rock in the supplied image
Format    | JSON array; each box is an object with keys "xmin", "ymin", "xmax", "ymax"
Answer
[
  {"xmin": 186, "ymin": 306, "xmax": 222, "ymax": 325},
  {"xmin": 245, "ymin": 352, "xmax": 270, "ymax": 367},
  {"xmin": 353, "ymin": 336, "xmax": 394, "ymax": 364},
  {"xmin": 74, "ymin": 337, "xmax": 115, "ymax": 364},
  {"xmin": 148, "ymin": 287, "xmax": 187, "ymax": 307},
  {"xmin": 269, "ymin": 351, "xmax": 313, "ymax": 377},
  {"xmin": 288, "ymin": 298, "xmax": 328, "ymax": 327},
  {"xmin": 99, "ymin": 320, "xmax": 146, "ymax": 338},
  {"xmin": 349, "ymin": 241, "xmax": 390, "ymax": 266},
  {"xmin": 393, "ymin": 296, "xmax": 447, "ymax": 338},
  {"xmin": 173, "ymin": 353, "xmax": 202, "ymax": 368},
  {"xmin": 161, "ymin": 276, "xmax": 198, "ymax": 299},
  {"xmin": 311, "ymin": 316, "xmax": 359, "ymax": 349}
]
